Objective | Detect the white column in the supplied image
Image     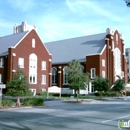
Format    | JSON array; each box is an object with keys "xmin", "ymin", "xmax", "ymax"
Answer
[{"xmin": 89, "ymin": 82, "xmax": 92, "ymax": 93}]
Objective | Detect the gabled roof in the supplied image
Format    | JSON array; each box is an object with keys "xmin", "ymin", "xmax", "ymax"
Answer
[
  {"xmin": 0, "ymin": 31, "xmax": 29, "ymax": 56},
  {"xmin": 45, "ymin": 33, "xmax": 106, "ymax": 64}
]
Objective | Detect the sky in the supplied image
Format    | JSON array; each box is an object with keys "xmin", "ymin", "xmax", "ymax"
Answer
[{"xmin": 0, "ymin": 0, "xmax": 130, "ymax": 48}]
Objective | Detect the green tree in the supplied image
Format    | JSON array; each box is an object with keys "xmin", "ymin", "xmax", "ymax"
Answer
[
  {"xmin": 112, "ymin": 78, "xmax": 125, "ymax": 97},
  {"xmin": 6, "ymin": 67, "xmax": 31, "ymax": 97},
  {"xmin": 68, "ymin": 59, "xmax": 89, "ymax": 101},
  {"xmin": 93, "ymin": 76, "xmax": 110, "ymax": 99},
  {"xmin": 128, "ymin": 78, "xmax": 130, "ymax": 83}
]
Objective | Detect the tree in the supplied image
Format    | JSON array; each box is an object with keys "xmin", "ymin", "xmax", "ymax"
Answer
[
  {"xmin": 93, "ymin": 76, "xmax": 110, "ymax": 99},
  {"xmin": 128, "ymin": 78, "xmax": 130, "ymax": 83},
  {"xmin": 6, "ymin": 67, "xmax": 31, "ymax": 97},
  {"xmin": 112, "ymin": 78, "xmax": 125, "ymax": 97},
  {"xmin": 68, "ymin": 59, "xmax": 89, "ymax": 101}
]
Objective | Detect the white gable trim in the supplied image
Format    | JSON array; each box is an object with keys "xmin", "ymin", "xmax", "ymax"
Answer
[
  {"xmin": 13, "ymin": 30, "xmax": 31, "ymax": 48},
  {"xmin": 100, "ymin": 45, "xmax": 106, "ymax": 55}
]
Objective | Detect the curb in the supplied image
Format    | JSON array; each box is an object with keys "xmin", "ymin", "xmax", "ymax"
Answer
[{"xmin": 0, "ymin": 105, "xmax": 46, "ymax": 111}]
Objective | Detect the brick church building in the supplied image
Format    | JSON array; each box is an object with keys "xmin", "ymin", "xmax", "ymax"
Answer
[
  {"xmin": 0, "ymin": 21, "xmax": 52, "ymax": 95},
  {"xmin": 45, "ymin": 28, "xmax": 128, "ymax": 93},
  {"xmin": 0, "ymin": 21, "xmax": 128, "ymax": 95}
]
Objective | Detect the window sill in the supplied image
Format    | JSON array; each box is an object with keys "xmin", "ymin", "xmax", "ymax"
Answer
[
  {"xmin": 41, "ymin": 83, "xmax": 46, "ymax": 85},
  {"xmin": 41, "ymin": 69, "xmax": 46, "ymax": 70},
  {"xmin": 63, "ymin": 83, "xmax": 69, "ymax": 85},
  {"xmin": 52, "ymin": 84, "xmax": 57, "ymax": 85}
]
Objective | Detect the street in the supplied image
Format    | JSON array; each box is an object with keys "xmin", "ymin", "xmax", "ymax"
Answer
[{"xmin": 0, "ymin": 97, "xmax": 130, "ymax": 130}]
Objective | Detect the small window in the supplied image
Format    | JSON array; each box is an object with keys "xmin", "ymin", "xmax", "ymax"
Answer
[
  {"xmin": 102, "ymin": 71, "xmax": 105, "ymax": 78},
  {"xmin": 81, "ymin": 66, "xmax": 84, "ymax": 72},
  {"xmin": 18, "ymin": 58, "xmax": 24, "ymax": 68},
  {"xmin": 63, "ymin": 66, "xmax": 68, "ymax": 84},
  {"xmin": 0, "ymin": 74, "xmax": 2, "ymax": 83},
  {"xmin": 102, "ymin": 59, "xmax": 105, "ymax": 67},
  {"xmin": 91, "ymin": 68, "xmax": 96, "ymax": 79},
  {"xmin": 30, "ymin": 89, "xmax": 36, "ymax": 96},
  {"xmin": 116, "ymin": 34, "xmax": 118, "ymax": 44},
  {"xmin": 29, "ymin": 74, "xmax": 37, "ymax": 84},
  {"xmin": 0, "ymin": 58, "xmax": 4, "ymax": 67},
  {"xmin": 32, "ymin": 38, "xmax": 35, "ymax": 48},
  {"xmin": 41, "ymin": 61, "xmax": 46, "ymax": 70},
  {"xmin": 41, "ymin": 75, "xmax": 46, "ymax": 84}
]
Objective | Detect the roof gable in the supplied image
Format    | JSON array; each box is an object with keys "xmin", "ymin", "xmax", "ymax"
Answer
[{"xmin": 45, "ymin": 33, "xmax": 106, "ymax": 64}]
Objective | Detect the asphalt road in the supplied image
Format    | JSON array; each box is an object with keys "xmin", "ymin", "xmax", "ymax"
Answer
[{"xmin": 0, "ymin": 97, "xmax": 130, "ymax": 130}]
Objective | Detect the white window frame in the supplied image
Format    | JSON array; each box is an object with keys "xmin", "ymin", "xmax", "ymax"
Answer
[
  {"xmin": 41, "ymin": 75, "xmax": 46, "ymax": 84},
  {"xmin": 0, "ymin": 58, "xmax": 4, "ymax": 68},
  {"xmin": 30, "ymin": 89, "xmax": 36, "ymax": 96},
  {"xmin": 114, "ymin": 48, "xmax": 121, "ymax": 69},
  {"xmin": 0, "ymin": 74, "xmax": 2, "ymax": 83},
  {"xmin": 18, "ymin": 58, "xmax": 24, "ymax": 68},
  {"xmin": 41, "ymin": 61, "xmax": 46, "ymax": 70},
  {"xmin": 29, "ymin": 74, "xmax": 37, "ymax": 84},
  {"xmin": 102, "ymin": 71, "xmax": 105, "ymax": 78},
  {"xmin": 91, "ymin": 68, "xmax": 96, "ymax": 79},
  {"xmin": 32, "ymin": 38, "xmax": 35, "ymax": 48},
  {"xmin": 116, "ymin": 34, "xmax": 118, "ymax": 44},
  {"xmin": 102, "ymin": 59, "xmax": 105, "ymax": 67},
  {"xmin": 52, "ymin": 68, "xmax": 57, "ymax": 85},
  {"xmin": 63, "ymin": 66, "xmax": 68, "ymax": 85}
]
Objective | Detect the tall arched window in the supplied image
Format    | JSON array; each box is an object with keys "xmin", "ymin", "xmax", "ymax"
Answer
[
  {"xmin": 114, "ymin": 48, "xmax": 121, "ymax": 69},
  {"xmin": 81, "ymin": 65, "xmax": 84, "ymax": 73},
  {"xmin": 29, "ymin": 53, "xmax": 37, "ymax": 84},
  {"xmin": 63, "ymin": 66, "xmax": 68, "ymax": 84},
  {"xmin": 52, "ymin": 68, "xmax": 57, "ymax": 85}
]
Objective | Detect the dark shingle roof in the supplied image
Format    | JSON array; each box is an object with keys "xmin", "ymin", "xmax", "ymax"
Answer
[
  {"xmin": 0, "ymin": 31, "xmax": 28, "ymax": 56},
  {"xmin": 45, "ymin": 33, "xmax": 106, "ymax": 64}
]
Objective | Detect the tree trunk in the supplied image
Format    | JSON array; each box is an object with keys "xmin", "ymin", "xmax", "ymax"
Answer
[{"xmin": 76, "ymin": 90, "xmax": 79, "ymax": 101}]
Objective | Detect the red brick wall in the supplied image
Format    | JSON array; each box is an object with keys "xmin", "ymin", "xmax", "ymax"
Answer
[{"xmin": 7, "ymin": 30, "xmax": 51, "ymax": 93}]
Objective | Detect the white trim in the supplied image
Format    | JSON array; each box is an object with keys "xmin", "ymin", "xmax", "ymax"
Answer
[
  {"xmin": 41, "ymin": 75, "xmax": 46, "ymax": 84},
  {"xmin": 105, "ymin": 38, "xmax": 109, "ymax": 40},
  {"xmin": 13, "ymin": 30, "xmax": 31, "ymax": 48},
  {"xmin": 100, "ymin": 45, "xmax": 106, "ymax": 55},
  {"xmin": 12, "ymin": 70, "xmax": 16, "ymax": 72},
  {"xmin": 12, "ymin": 53, "xmax": 16, "ymax": 56},
  {"xmin": 49, "ymin": 73, "xmax": 52, "ymax": 75},
  {"xmin": 49, "ymin": 59, "xmax": 52, "ymax": 62},
  {"xmin": 58, "ymin": 66, "xmax": 61, "ymax": 69},
  {"xmin": 58, "ymin": 71, "xmax": 61, "ymax": 73}
]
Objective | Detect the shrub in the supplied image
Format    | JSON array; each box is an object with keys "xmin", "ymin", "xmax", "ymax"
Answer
[
  {"xmin": 23, "ymin": 98, "xmax": 44, "ymax": 106},
  {"xmin": 38, "ymin": 91, "xmax": 47, "ymax": 97},
  {"xmin": 126, "ymin": 91, "xmax": 130, "ymax": 96},
  {"xmin": 95, "ymin": 92, "xmax": 119, "ymax": 97},
  {"xmin": 2, "ymin": 99, "xmax": 15, "ymax": 107}
]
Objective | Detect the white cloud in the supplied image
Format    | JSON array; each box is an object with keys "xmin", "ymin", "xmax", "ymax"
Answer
[
  {"xmin": 66, "ymin": 0, "xmax": 123, "ymax": 22},
  {"xmin": 7, "ymin": 0, "xmax": 37, "ymax": 12}
]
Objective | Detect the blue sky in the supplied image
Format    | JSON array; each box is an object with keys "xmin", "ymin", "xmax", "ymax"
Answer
[{"xmin": 0, "ymin": 0, "xmax": 130, "ymax": 47}]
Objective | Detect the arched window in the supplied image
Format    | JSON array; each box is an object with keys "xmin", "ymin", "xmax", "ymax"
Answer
[
  {"xmin": 114, "ymin": 48, "xmax": 121, "ymax": 69},
  {"xmin": 81, "ymin": 65, "xmax": 84, "ymax": 73},
  {"xmin": 29, "ymin": 53, "xmax": 37, "ymax": 84},
  {"xmin": 32, "ymin": 38, "xmax": 35, "ymax": 48},
  {"xmin": 52, "ymin": 68, "xmax": 57, "ymax": 85},
  {"xmin": 63, "ymin": 66, "xmax": 68, "ymax": 84}
]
